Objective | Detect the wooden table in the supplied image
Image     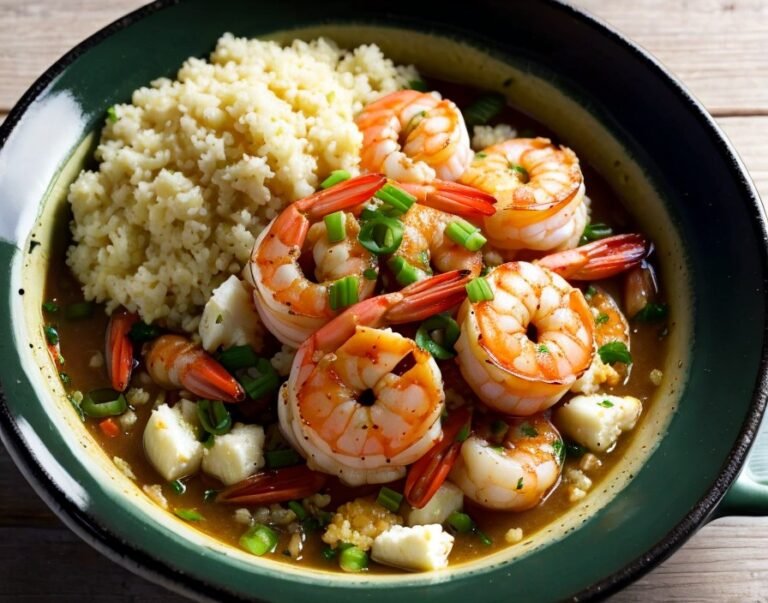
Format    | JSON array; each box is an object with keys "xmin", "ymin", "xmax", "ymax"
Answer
[{"xmin": 1, "ymin": 0, "xmax": 767, "ymax": 600}]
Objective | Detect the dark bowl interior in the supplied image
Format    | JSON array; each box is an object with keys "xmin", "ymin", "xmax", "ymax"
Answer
[{"xmin": 0, "ymin": 0, "xmax": 766, "ymax": 601}]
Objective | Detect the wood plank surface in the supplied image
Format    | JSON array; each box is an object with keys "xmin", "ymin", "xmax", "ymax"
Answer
[{"xmin": 1, "ymin": 0, "xmax": 768, "ymax": 601}]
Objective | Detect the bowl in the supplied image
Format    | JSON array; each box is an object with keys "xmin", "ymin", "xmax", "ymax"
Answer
[{"xmin": 1, "ymin": 0, "xmax": 767, "ymax": 600}]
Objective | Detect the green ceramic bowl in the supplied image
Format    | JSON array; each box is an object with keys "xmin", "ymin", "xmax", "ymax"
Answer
[{"xmin": 1, "ymin": 1, "xmax": 767, "ymax": 600}]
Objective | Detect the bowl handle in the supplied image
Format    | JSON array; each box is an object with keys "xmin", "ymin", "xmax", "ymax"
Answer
[{"xmin": 718, "ymin": 416, "xmax": 768, "ymax": 516}]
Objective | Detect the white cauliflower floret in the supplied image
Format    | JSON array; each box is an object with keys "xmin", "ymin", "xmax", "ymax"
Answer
[
  {"xmin": 371, "ymin": 524, "xmax": 454, "ymax": 571},
  {"xmin": 322, "ymin": 498, "xmax": 402, "ymax": 551},
  {"xmin": 404, "ymin": 482, "xmax": 463, "ymax": 527},
  {"xmin": 202, "ymin": 423, "xmax": 265, "ymax": 486},
  {"xmin": 143, "ymin": 403, "xmax": 203, "ymax": 481},
  {"xmin": 555, "ymin": 394, "xmax": 642, "ymax": 453},
  {"xmin": 570, "ymin": 354, "xmax": 620, "ymax": 394},
  {"xmin": 199, "ymin": 275, "xmax": 263, "ymax": 353}
]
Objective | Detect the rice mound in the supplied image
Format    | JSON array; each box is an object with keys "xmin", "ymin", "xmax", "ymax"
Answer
[{"xmin": 67, "ymin": 34, "xmax": 415, "ymax": 331}]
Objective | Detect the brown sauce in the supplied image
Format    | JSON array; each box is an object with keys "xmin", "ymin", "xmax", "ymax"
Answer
[{"xmin": 42, "ymin": 77, "xmax": 670, "ymax": 572}]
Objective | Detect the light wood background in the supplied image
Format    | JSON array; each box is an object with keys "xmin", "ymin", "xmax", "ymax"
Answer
[{"xmin": 1, "ymin": 0, "xmax": 767, "ymax": 600}]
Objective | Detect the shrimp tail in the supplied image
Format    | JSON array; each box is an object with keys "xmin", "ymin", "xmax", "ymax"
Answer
[
  {"xmin": 402, "ymin": 180, "xmax": 497, "ymax": 219},
  {"xmin": 216, "ymin": 464, "xmax": 328, "ymax": 505},
  {"xmin": 181, "ymin": 354, "xmax": 246, "ymax": 403},
  {"xmin": 536, "ymin": 233, "xmax": 650, "ymax": 281},
  {"xmin": 385, "ymin": 269, "xmax": 472, "ymax": 323},
  {"xmin": 404, "ymin": 407, "xmax": 472, "ymax": 508},
  {"xmin": 299, "ymin": 173, "xmax": 387, "ymax": 219},
  {"xmin": 105, "ymin": 308, "xmax": 139, "ymax": 392}
]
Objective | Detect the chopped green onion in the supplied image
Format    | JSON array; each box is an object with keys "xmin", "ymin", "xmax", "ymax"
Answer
[
  {"xmin": 203, "ymin": 489, "xmax": 219, "ymax": 503},
  {"xmin": 537, "ymin": 344, "xmax": 550, "ymax": 354},
  {"xmin": 520, "ymin": 423, "xmax": 538, "ymax": 437},
  {"xmin": 388, "ymin": 256, "xmax": 423, "ymax": 286},
  {"xmin": 553, "ymin": 439, "xmax": 566, "ymax": 464},
  {"xmin": 415, "ymin": 314, "xmax": 460, "ymax": 360},
  {"xmin": 463, "ymin": 93, "xmax": 505, "ymax": 127},
  {"xmin": 598, "ymin": 341, "xmax": 633, "ymax": 365},
  {"xmin": 324, "ymin": 211, "xmax": 347, "ymax": 243},
  {"xmin": 202, "ymin": 433, "xmax": 215, "ymax": 449},
  {"xmin": 42, "ymin": 300, "xmax": 59, "ymax": 314},
  {"xmin": 445, "ymin": 219, "xmax": 487, "ymax": 251},
  {"xmin": 174, "ymin": 508, "xmax": 204, "ymax": 522},
  {"xmin": 59, "ymin": 372, "xmax": 71, "ymax": 386},
  {"xmin": 359, "ymin": 206, "xmax": 381, "ymax": 222},
  {"xmin": 106, "ymin": 106, "xmax": 118, "ymax": 123},
  {"xmin": 565, "ymin": 441, "xmax": 587, "ymax": 458},
  {"xmin": 595, "ymin": 313, "xmax": 609, "ymax": 325},
  {"xmin": 516, "ymin": 477, "xmax": 524, "ymax": 490},
  {"xmin": 43, "ymin": 325, "xmax": 59, "ymax": 345},
  {"xmin": 466, "ymin": 277, "xmax": 494, "ymax": 303},
  {"xmin": 288, "ymin": 501, "xmax": 307, "ymax": 521},
  {"xmin": 265, "ymin": 448, "xmax": 301, "ymax": 469},
  {"xmin": 579, "ymin": 223, "xmax": 613, "ymax": 245},
  {"xmin": 584, "ymin": 285, "xmax": 597, "ymax": 300},
  {"xmin": 339, "ymin": 545, "xmax": 368, "ymax": 573},
  {"xmin": 217, "ymin": 345, "xmax": 259, "ymax": 372},
  {"xmin": 633, "ymin": 302, "xmax": 669, "ymax": 322},
  {"xmin": 363, "ymin": 267, "xmax": 378, "ymax": 281},
  {"xmin": 68, "ymin": 394, "xmax": 85, "ymax": 422},
  {"xmin": 407, "ymin": 79, "xmax": 428, "ymax": 92},
  {"xmin": 322, "ymin": 546, "xmax": 337, "ymax": 560},
  {"xmin": 197, "ymin": 399, "xmax": 232, "ymax": 436},
  {"xmin": 65, "ymin": 301, "xmax": 95, "ymax": 320},
  {"xmin": 169, "ymin": 480, "xmax": 186, "ymax": 495},
  {"xmin": 320, "ymin": 169, "xmax": 351, "ymax": 189},
  {"xmin": 446, "ymin": 512, "xmax": 474, "ymax": 533},
  {"xmin": 358, "ymin": 215, "xmax": 404, "ymax": 255},
  {"xmin": 376, "ymin": 487, "xmax": 403, "ymax": 513},
  {"xmin": 128, "ymin": 321, "xmax": 161, "ymax": 343},
  {"xmin": 329, "ymin": 276, "xmax": 360, "ymax": 311},
  {"xmin": 509, "ymin": 164, "xmax": 529, "ymax": 182},
  {"xmin": 81, "ymin": 388, "xmax": 128, "ymax": 418},
  {"xmin": 598, "ymin": 399, "xmax": 615, "ymax": 408},
  {"xmin": 240, "ymin": 524, "xmax": 279, "ymax": 556},
  {"xmin": 238, "ymin": 358, "xmax": 280, "ymax": 399},
  {"xmin": 475, "ymin": 528, "xmax": 493, "ymax": 546},
  {"xmin": 374, "ymin": 183, "xmax": 416, "ymax": 216}
]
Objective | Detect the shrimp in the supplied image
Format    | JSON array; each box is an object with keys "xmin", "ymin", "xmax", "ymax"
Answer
[
  {"xmin": 144, "ymin": 334, "xmax": 244, "ymax": 403},
  {"xmin": 279, "ymin": 270, "xmax": 472, "ymax": 486},
  {"xmin": 455, "ymin": 234, "xmax": 648, "ymax": 415},
  {"xmin": 450, "ymin": 414, "xmax": 564, "ymax": 511},
  {"xmin": 356, "ymin": 90, "xmax": 472, "ymax": 183},
  {"xmin": 105, "ymin": 309, "xmax": 138, "ymax": 392},
  {"xmin": 250, "ymin": 174, "xmax": 386, "ymax": 348},
  {"xmin": 459, "ymin": 138, "xmax": 587, "ymax": 252}
]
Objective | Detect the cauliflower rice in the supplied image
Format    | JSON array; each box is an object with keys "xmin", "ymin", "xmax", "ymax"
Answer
[{"xmin": 67, "ymin": 34, "xmax": 415, "ymax": 331}]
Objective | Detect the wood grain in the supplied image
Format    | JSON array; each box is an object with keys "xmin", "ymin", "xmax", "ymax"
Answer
[{"xmin": 1, "ymin": 0, "xmax": 768, "ymax": 601}]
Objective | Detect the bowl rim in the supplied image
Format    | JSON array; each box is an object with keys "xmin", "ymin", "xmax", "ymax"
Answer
[{"xmin": 0, "ymin": 0, "xmax": 766, "ymax": 600}]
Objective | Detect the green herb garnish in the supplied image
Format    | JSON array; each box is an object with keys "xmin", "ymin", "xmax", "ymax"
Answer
[{"xmin": 598, "ymin": 341, "xmax": 632, "ymax": 365}]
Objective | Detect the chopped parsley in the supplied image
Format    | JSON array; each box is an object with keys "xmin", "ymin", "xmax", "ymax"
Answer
[
  {"xmin": 633, "ymin": 302, "xmax": 669, "ymax": 322},
  {"xmin": 59, "ymin": 372, "xmax": 71, "ymax": 386},
  {"xmin": 43, "ymin": 325, "xmax": 59, "ymax": 345},
  {"xmin": 584, "ymin": 285, "xmax": 597, "ymax": 300},
  {"xmin": 537, "ymin": 344, "xmax": 550, "ymax": 354},
  {"xmin": 598, "ymin": 399, "xmax": 615, "ymax": 408},
  {"xmin": 42, "ymin": 300, "xmax": 59, "ymax": 314},
  {"xmin": 598, "ymin": 341, "xmax": 632, "ymax": 365},
  {"xmin": 595, "ymin": 312, "xmax": 609, "ymax": 325},
  {"xmin": 516, "ymin": 477, "xmax": 524, "ymax": 490},
  {"xmin": 520, "ymin": 423, "xmax": 539, "ymax": 438},
  {"xmin": 553, "ymin": 439, "xmax": 565, "ymax": 464},
  {"xmin": 215, "ymin": 313, "xmax": 223, "ymax": 325},
  {"xmin": 106, "ymin": 105, "xmax": 118, "ymax": 123}
]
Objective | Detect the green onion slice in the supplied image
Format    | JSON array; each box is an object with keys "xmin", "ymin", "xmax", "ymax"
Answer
[
  {"xmin": 240, "ymin": 524, "xmax": 279, "ymax": 556},
  {"xmin": 579, "ymin": 223, "xmax": 613, "ymax": 245},
  {"xmin": 324, "ymin": 211, "xmax": 347, "ymax": 243},
  {"xmin": 598, "ymin": 399, "xmax": 615, "ymax": 408},
  {"xmin": 633, "ymin": 302, "xmax": 669, "ymax": 322},
  {"xmin": 374, "ymin": 184, "xmax": 416, "ymax": 216},
  {"xmin": 320, "ymin": 169, "xmax": 351, "ymax": 189},
  {"xmin": 475, "ymin": 528, "xmax": 493, "ymax": 546},
  {"xmin": 376, "ymin": 487, "xmax": 403, "ymax": 513},
  {"xmin": 446, "ymin": 511, "xmax": 474, "ymax": 533},
  {"xmin": 265, "ymin": 448, "xmax": 302, "ymax": 469},
  {"xmin": 174, "ymin": 508, "xmax": 203, "ymax": 522},
  {"xmin": 288, "ymin": 501, "xmax": 307, "ymax": 521},
  {"xmin": 65, "ymin": 301, "xmax": 95, "ymax": 320},
  {"xmin": 68, "ymin": 395, "xmax": 85, "ymax": 422},
  {"xmin": 598, "ymin": 341, "xmax": 633, "ymax": 365},
  {"xmin": 339, "ymin": 545, "xmax": 368, "ymax": 573},
  {"xmin": 463, "ymin": 93, "xmax": 505, "ymax": 127},
  {"xmin": 238, "ymin": 358, "xmax": 280, "ymax": 399},
  {"xmin": 358, "ymin": 215, "xmax": 404, "ymax": 256},
  {"xmin": 81, "ymin": 388, "xmax": 128, "ymax": 418},
  {"xmin": 329, "ymin": 276, "xmax": 360, "ymax": 311},
  {"xmin": 363, "ymin": 267, "xmax": 378, "ymax": 281},
  {"xmin": 466, "ymin": 277, "xmax": 495, "ymax": 303},
  {"xmin": 415, "ymin": 314, "xmax": 460, "ymax": 360},
  {"xmin": 445, "ymin": 219, "xmax": 487, "ymax": 252},
  {"xmin": 217, "ymin": 345, "xmax": 259, "ymax": 372},
  {"xmin": 388, "ymin": 256, "xmax": 423, "ymax": 286},
  {"xmin": 197, "ymin": 399, "xmax": 232, "ymax": 436},
  {"xmin": 169, "ymin": 480, "xmax": 186, "ymax": 495},
  {"xmin": 553, "ymin": 439, "xmax": 566, "ymax": 464}
]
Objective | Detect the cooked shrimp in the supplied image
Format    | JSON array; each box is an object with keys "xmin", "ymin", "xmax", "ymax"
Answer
[
  {"xmin": 105, "ymin": 308, "xmax": 138, "ymax": 391},
  {"xmin": 144, "ymin": 334, "xmax": 244, "ymax": 403},
  {"xmin": 455, "ymin": 235, "xmax": 648, "ymax": 415},
  {"xmin": 450, "ymin": 414, "xmax": 564, "ymax": 511},
  {"xmin": 250, "ymin": 174, "xmax": 386, "ymax": 348},
  {"xmin": 459, "ymin": 138, "xmax": 587, "ymax": 252},
  {"xmin": 279, "ymin": 270, "xmax": 472, "ymax": 486},
  {"xmin": 356, "ymin": 90, "xmax": 472, "ymax": 183}
]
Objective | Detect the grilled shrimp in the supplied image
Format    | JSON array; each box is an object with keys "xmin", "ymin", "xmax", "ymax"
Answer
[
  {"xmin": 279, "ymin": 270, "xmax": 472, "ymax": 486},
  {"xmin": 459, "ymin": 138, "xmax": 587, "ymax": 252},
  {"xmin": 456, "ymin": 235, "xmax": 648, "ymax": 415},
  {"xmin": 356, "ymin": 90, "xmax": 472, "ymax": 183},
  {"xmin": 450, "ymin": 414, "xmax": 564, "ymax": 511},
  {"xmin": 250, "ymin": 174, "xmax": 385, "ymax": 348}
]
